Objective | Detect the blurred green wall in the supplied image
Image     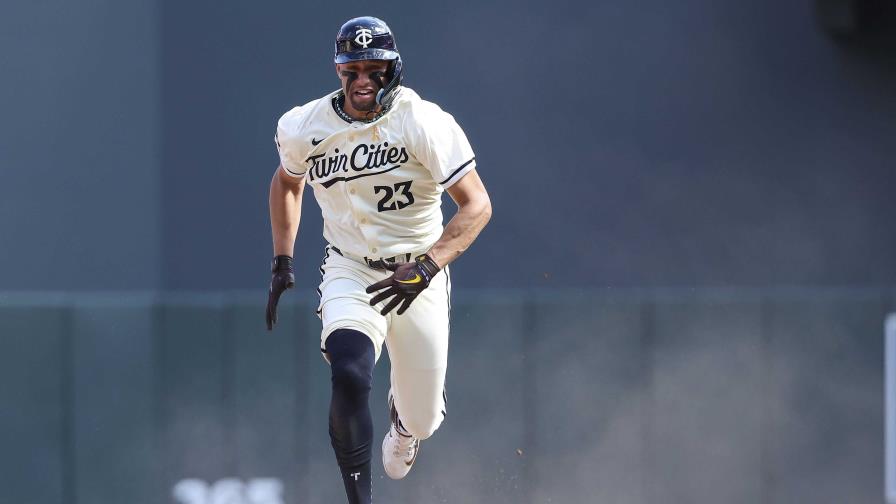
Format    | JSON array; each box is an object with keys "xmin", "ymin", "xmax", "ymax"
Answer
[{"xmin": 1, "ymin": 289, "xmax": 891, "ymax": 503}]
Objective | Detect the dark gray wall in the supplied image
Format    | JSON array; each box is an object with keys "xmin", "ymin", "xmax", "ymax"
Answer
[
  {"xmin": 158, "ymin": 0, "xmax": 896, "ymax": 290},
  {"xmin": 0, "ymin": 289, "xmax": 891, "ymax": 503},
  {"xmin": 1, "ymin": 0, "xmax": 161, "ymax": 289},
  {"xmin": 3, "ymin": 0, "xmax": 894, "ymax": 291}
]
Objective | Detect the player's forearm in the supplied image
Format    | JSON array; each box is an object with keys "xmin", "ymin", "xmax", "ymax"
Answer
[
  {"xmin": 426, "ymin": 195, "xmax": 491, "ymax": 268},
  {"xmin": 269, "ymin": 168, "xmax": 305, "ymax": 257}
]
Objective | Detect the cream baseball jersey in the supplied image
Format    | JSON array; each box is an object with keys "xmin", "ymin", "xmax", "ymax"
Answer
[{"xmin": 275, "ymin": 87, "xmax": 476, "ymax": 259}]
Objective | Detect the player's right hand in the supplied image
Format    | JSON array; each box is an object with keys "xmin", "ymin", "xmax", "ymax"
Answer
[
  {"xmin": 366, "ymin": 254, "xmax": 441, "ymax": 316},
  {"xmin": 266, "ymin": 255, "xmax": 295, "ymax": 330}
]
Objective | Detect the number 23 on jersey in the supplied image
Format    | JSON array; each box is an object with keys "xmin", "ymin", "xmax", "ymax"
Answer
[{"xmin": 374, "ymin": 180, "xmax": 414, "ymax": 212}]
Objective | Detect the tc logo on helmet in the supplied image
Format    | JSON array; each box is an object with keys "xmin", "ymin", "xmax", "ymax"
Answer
[{"xmin": 354, "ymin": 28, "xmax": 373, "ymax": 48}]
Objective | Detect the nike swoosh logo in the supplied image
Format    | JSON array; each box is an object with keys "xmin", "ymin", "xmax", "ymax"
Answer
[
  {"xmin": 405, "ymin": 440, "xmax": 420, "ymax": 466},
  {"xmin": 311, "ymin": 137, "xmax": 325, "ymax": 146},
  {"xmin": 396, "ymin": 274, "xmax": 422, "ymax": 284}
]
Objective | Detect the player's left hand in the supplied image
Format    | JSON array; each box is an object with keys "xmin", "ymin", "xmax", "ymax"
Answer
[{"xmin": 366, "ymin": 254, "xmax": 441, "ymax": 315}]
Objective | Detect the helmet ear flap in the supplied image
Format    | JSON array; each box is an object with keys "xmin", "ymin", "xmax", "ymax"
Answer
[{"xmin": 376, "ymin": 57, "xmax": 403, "ymax": 108}]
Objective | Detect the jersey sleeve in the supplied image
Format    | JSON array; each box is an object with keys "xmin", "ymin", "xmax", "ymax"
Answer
[
  {"xmin": 404, "ymin": 103, "xmax": 476, "ymax": 188},
  {"xmin": 275, "ymin": 107, "xmax": 309, "ymax": 178}
]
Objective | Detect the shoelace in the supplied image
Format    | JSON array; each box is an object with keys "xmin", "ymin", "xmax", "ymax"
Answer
[{"xmin": 391, "ymin": 430, "xmax": 417, "ymax": 460}]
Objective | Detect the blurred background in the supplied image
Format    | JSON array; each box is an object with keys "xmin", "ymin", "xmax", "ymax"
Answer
[{"xmin": 1, "ymin": 0, "xmax": 895, "ymax": 502}]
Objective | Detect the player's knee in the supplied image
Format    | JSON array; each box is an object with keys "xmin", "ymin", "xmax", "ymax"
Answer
[
  {"xmin": 401, "ymin": 413, "xmax": 443, "ymax": 440},
  {"xmin": 330, "ymin": 358, "xmax": 372, "ymax": 396},
  {"xmin": 327, "ymin": 329, "xmax": 375, "ymax": 396}
]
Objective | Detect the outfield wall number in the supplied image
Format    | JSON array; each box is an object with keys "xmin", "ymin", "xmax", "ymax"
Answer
[{"xmin": 172, "ymin": 478, "xmax": 284, "ymax": 504}]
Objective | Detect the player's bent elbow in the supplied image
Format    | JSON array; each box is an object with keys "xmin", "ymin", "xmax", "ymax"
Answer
[
  {"xmin": 481, "ymin": 198, "xmax": 493, "ymax": 223},
  {"xmin": 474, "ymin": 197, "xmax": 492, "ymax": 230}
]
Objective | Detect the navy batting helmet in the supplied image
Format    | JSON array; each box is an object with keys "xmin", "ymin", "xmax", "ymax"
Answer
[{"xmin": 334, "ymin": 16, "xmax": 403, "ymax": 107}]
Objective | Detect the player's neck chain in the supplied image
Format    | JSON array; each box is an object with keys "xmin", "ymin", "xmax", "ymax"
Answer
[{"xmin": 332, "ymin": 93, "xmax": 388, "ymax": 124}]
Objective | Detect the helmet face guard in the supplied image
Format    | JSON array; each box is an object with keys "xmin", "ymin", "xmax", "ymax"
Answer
[{"xmin": 334, "ymin": 16, "xmax": 403, "ymax": 107}]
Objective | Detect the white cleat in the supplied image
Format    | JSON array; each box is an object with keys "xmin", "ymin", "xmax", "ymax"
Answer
[{"xmin": 382, "ymin": 396, "xmax": 420, "ymax": 480}]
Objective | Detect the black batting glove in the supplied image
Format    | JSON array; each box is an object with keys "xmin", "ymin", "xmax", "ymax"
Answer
[
  {"xmin": 266, "ymin": 255, "xmax": 295, "ymax": 330},
  {"xmin": 366, "ymin": 254, "xmax": 440, "ymax": 316}
]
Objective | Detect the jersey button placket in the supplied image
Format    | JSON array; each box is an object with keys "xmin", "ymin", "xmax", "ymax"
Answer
[{"xmin": 347, "ymin": 185, "xmax": 362, "ymax": 224}]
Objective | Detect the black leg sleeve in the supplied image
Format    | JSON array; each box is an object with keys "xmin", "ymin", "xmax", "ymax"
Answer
[{"xmin": 326, "ymin": 329, "xmax": 375, "ymax": 504}]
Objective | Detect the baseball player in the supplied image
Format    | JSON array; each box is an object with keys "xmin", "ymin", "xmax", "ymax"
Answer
[{"xmin": 265, "ymin": 16, "xmax": 492, "ymax": 504}]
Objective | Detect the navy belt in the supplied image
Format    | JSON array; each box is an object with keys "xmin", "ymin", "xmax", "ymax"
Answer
[{"xmin": 330, "ymin": 245, "xmax": 413, "ymax": 270}]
